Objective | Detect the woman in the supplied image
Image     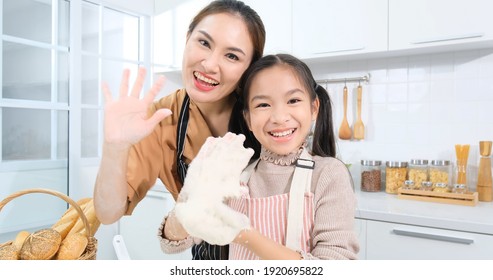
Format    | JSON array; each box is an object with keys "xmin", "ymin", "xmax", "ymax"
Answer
[{"xmin": 93, "ymin": 0, "xmax": 265, "ymax": 260}]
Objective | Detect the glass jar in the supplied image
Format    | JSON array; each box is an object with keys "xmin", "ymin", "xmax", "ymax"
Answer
[
  {"xmin": 361, "ymin": 160, "xmax": 382, "ymax": 192},
  {"xmin": 420, "ymin": 181, "xmax": 433, "ymax": 191},
  {"xmin": 385, "ymin": 161, "xmax": 408, "ymax": 194},
  {"xmin": 429, "ymin": 160, "xmax": 451, "ymax": 187},
  {"xmin": 402, "ymin": 179, "xmax": 415, "ymax": 190},
  {"xmin": 451, "ymin": 184, "xmax": 468, "ymax": 194},
  {"xmin": 433, "ymin": 182, "xmax": 450, "ymax": 193},
  {"xmin": 408, "ymin": 159, "xmax": 429, "ymax": 188}
]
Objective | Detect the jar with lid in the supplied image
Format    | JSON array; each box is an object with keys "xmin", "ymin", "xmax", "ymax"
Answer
[
  {"xmin": 361, "ymin": 160, "xmax": 382, "ymax": 192},
  {"xmin": 429, "ymin": 160, "xmax": 451, "ymax": 187},
  {"xmin": 433, "ymin": 182, "xmax": 450, "ymax": 193},
  {"xmin": 408, "ymin": 159, "xmax": 429, "ymax": 188},
  {"xmin": 402, "ymin": 180, "xmax": 415, "ymax": 190},
  {"xmin": 420, "ymin": 181, "xmax": 433, "ymax": 191},
  {"xmin": 451, "ymin": 183, "xmax": 468, "ymax": 194},
  {"xmin": 385, "ymin": 161, "xmax": 408, "ymax": 194}
]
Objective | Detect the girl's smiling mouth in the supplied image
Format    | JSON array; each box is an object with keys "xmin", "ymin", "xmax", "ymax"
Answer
[{"xmin": 269, "ymin": 128, "xmax": 296, "ymax": 138}]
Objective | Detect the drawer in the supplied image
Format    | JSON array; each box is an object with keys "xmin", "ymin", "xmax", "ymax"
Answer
[{"xmin": 366, "ymin": 220, "xmax": 493, "ymax": 259}]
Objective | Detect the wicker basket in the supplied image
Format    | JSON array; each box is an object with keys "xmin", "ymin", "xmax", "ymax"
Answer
[{"xmin": 0, "ymin": 188, "xmax": 97, "ymax": 260}]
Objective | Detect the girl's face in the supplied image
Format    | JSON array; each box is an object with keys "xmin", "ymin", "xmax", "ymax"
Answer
[
  {"xmin": 244, "ymin": 65, "xmax": 319, "ymax": 156},
  {"xmin": 182, "ymin": 13, "xmax": 254, "ymax": 105}
]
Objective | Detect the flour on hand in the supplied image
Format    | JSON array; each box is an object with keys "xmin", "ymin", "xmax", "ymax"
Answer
[{"xmin": 174, "ymin": 132, "xmax": 254, "ymax": 245}]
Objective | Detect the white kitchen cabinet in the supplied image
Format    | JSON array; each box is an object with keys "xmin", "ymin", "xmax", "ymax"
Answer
[
  {"xmin": 119, "ymin": 189, "xmax": 192, "ymax": 260},
  {"xmin": 366, "ymin": 220, "xmax": 493, "ymax": 260},
  {"xmin": 389, "ymin": 0, "xmax": 493, "ymax": 51},
  {"xmin": 243, "ymin": 0, "xmax": 292, "ymax": 55},
  {"xmin": 354, "ymin": 218, "xmax": 367, "ymax": 260},
  {"xmin": 292, "ymin": 0, "xmax": 388, "ymax": 59}
]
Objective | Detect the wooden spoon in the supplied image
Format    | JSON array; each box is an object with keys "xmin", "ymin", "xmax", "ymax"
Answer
[
  {"xmin": 338, "ymin": 85, "xmax": 352, "ymax": 140},
  {"xmin": 353, "ymin": 85, "xmax": 365, "ymax": 140}
]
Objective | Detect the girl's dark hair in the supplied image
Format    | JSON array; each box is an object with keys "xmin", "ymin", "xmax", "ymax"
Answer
[
  {"xmin": 238, "ymin": 54, "xmax": 336, "ymax": 158},
  {"xmin": 188, "ymin": 1, "xmax": 265, "ymax": 157}
]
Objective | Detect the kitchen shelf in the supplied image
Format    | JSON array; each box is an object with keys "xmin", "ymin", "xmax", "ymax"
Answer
[{"xmin": 397, "ymin": 188, "xmax": 478, "ymax": 206}]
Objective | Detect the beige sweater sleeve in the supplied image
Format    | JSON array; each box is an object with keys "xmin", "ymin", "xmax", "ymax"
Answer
[
  {"xmin": 157, "ymin": 215, "xmax": 196, "ymax": 254},
  {"xmin": 304, "ymin": 157, "xmax": 360, "ymax": 260}
]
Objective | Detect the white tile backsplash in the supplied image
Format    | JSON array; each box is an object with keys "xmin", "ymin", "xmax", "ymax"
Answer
[{"xmin": 316, "ymin": 48, "xmax": 493, "ymax": 190}]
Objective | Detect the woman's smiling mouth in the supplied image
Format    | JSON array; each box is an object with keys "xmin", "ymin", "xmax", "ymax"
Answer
[{"xmin": 194, "ymin": 71, "xmax": 219, "ymax": 87}]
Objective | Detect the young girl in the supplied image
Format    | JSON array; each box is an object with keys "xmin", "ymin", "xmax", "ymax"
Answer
[
  {"xmin": 162, "ymin": 54, "xmax": 359, "ymax": 260},
  {"xmin": 229, "ymin": 53, "xmax": 359, "ymax": 259}
]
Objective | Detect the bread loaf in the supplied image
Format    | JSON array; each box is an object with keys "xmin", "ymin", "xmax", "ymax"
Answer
[
  {"xmin": 52, "ymin": 198, "xmax": 91, "ymax": 239},
  {"xmin": 20, "ymin": 228, "xmax": 62, "ymax": 260},
  {"xmin": 55, "ymin": 233, "xmax": 88, "ymax": 260},
  {"xmin": 13, "ymin": 230, "xmax": 30, "ymax": 251},
  {"xmin": 0, "ymin": 244, "xmax": 19, "ymax": 260}
]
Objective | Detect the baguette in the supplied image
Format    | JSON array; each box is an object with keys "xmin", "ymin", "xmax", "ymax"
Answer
[
  {"xmin": 67, "ymin": 199, "xmax": 101, "ymax": 237},
  {"xmin": 52, "ymin": 197, "xmax": 91, "ymax": 239}
]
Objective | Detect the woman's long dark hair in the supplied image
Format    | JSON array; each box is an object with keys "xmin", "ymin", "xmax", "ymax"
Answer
[{"xmin": 237, "ymin": 54, "xmax": 336, "ymax": 158}]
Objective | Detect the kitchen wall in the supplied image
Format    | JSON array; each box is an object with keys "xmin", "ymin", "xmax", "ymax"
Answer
[{"xmin": 309, "ymin": 48, "xmax": 493, "ymax": 189}]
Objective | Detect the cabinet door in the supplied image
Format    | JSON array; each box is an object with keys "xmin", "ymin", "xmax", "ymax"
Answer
[
  {"xmin": 389, "ymin": 0, "xmax": 493, "ymax": 50},
  {"xmin": 366, "ymin": 220, "xmax": 493, "ymax": 260},
  {"xmin": 119, "ymin": 189, "xmax": 192, "ymax": 260},
  {"xmin": 354, "ymin": 218, "xmax": 367, "ymax": 260},
  {"xmin": 244, "ymin": 0, "xmax": 292, "ymax": 55},
  {"xmin": 292, "ymin": 0, "xmax": 388, "ymax": 59}
]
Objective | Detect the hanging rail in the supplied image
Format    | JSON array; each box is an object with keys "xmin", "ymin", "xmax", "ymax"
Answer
[{"xmin": 315, "ymin": 73, "xmax": 370, "ymax": 85}]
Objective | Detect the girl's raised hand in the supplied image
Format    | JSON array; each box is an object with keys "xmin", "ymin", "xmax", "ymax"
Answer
[{"xmin": 102, "ymin": 67, "xmax": 172, "ymax": 147}]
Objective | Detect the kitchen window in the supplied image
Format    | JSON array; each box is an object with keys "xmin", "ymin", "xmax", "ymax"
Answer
[{"xmin": 0, "ymin": 0, "xmax": 149, "ymax": 236}]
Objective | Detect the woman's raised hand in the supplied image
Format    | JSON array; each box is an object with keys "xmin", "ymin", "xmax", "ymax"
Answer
[{"xmin": 102, "ymin": 67, "xmax": 172, "ymax": 147}]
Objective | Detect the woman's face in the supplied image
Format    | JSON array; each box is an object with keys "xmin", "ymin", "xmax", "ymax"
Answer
[
  {"xmin": 244, "ymin": 66, "xmax": 319, "ymax": 156},
  {"xmin": 182, "ymin": 13, "xmax": 254, "ymax": 105}
]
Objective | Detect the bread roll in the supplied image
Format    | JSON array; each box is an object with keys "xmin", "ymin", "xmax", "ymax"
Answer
[
  {"xmin": 55, "ymin": 233, "xmax": 88, "ymax": 260},
  {"xmin": 13, "ymin": 230, "xmax": 30, "ymax": 251},
  {"xmin": 52, "ymin": 197, "xmax": 91, "ymax": 239},
  {"xmin": 20, "ymin": 228, "xmax": 62, "ymax": 260},
  {"xmin": 0, "ymin": 244, "xmax": 19, "ymax": 260}
]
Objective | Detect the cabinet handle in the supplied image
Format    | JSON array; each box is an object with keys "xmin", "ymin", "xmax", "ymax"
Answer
[
  {"xmin": 313, "ymin": 46, "xmax": 365, "ymax": 55},
  {"xmin": 411, "ymin": 33, "xmax": 484, "ymax": 45},
  {"xmin": 392, "ymin": 229, "xmax": 474, "ymax": 245}
]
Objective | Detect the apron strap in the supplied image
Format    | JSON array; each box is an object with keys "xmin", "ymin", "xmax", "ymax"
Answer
[
  {"xmin": 285, "ymin": 148, "xmax": 314, "ymax": 251},
  {"xmin": 175, "ymin": 94, "xmax": 228, "ymax": 260},
  {"xmin": 240, "ymin": 159, "xmax": 260, "ymax": 186},
  {"xmin": 176, "ymin": 94, "xmax": 190, "ymax": 184}
]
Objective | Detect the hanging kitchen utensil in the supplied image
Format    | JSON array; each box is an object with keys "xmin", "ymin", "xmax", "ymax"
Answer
[
  {"xmin": 338, "ymin": 84, "xmax": 352, "ymax": 140},
  {"xmin": 353, "ymin": 84, "xmax": 365, "ymax": 140}
]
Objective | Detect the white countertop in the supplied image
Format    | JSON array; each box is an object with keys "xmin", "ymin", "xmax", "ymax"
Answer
[{"xmin": 355, "ymin": 189, "xmax": 493, "ymax": 235}]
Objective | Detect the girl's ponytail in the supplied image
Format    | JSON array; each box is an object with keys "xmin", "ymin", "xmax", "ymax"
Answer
[{"xmin": 312, "ymin": 83, "xmax": 336, "ymax": 158}]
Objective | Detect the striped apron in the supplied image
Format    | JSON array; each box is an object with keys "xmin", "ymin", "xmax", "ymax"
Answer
[{"xmin": 228, "ymin": 148, "xmax": 315, "ymax": 260}]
